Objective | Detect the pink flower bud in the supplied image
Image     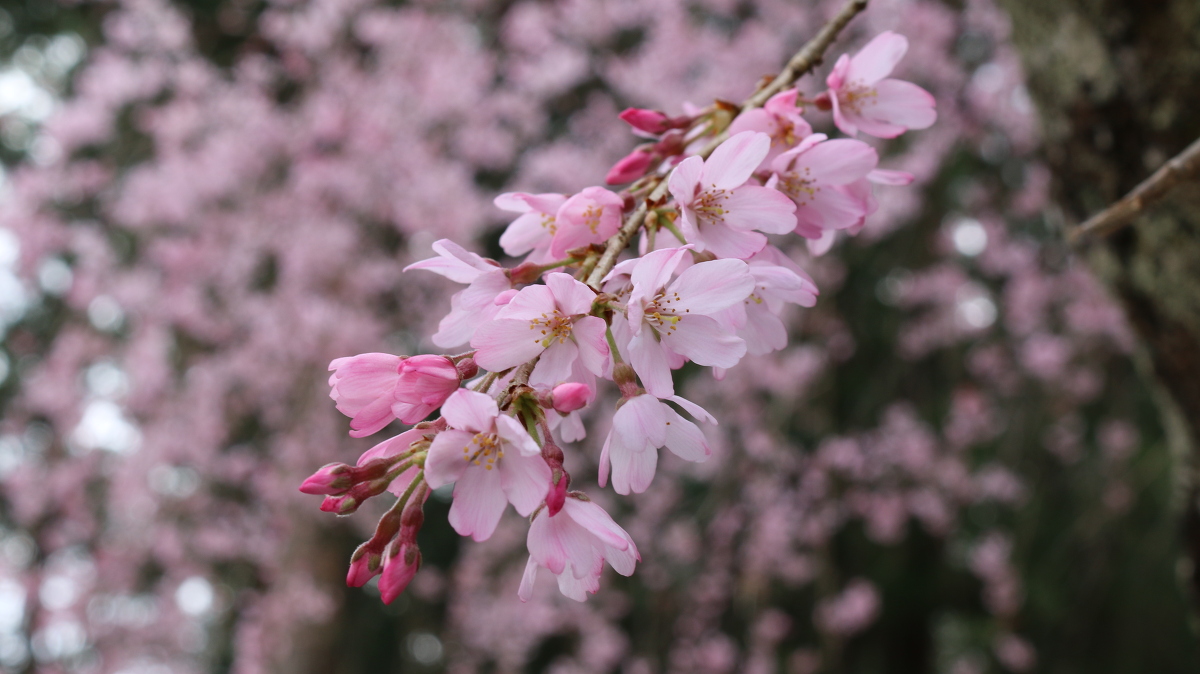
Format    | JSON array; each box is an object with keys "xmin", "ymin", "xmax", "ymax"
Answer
[
  {"xmin": 379, "ymin": 541, "xmax": 421, "ymax": 604},
  {"xmin": 346, "ymin": 544, "xmax": 382, "ymax": 587},
  {"xmin": 813, "ymin": 91, "xmax": 833, "ymax": 112},
  {"xmin": 619, "ymin": 108, "xmax": 671, "ymax": 134},
  {"xmin": 551, "ymin": 383, "xmax": 591, "ymax": 413},
  {"xmin": 299, "ymin": 463, "xmax": 352, "ymax": 495},
  {"xmin": 546, "ymin": 470, "xmax": 569, "ymax": 516},
  {"xmin": 605, "ymin": 149, "xmax": 654, "ymax": 185},
  {"xmin": 393, "ymin": 355, "xmax": 460, "ymax": 424},
  {"xmin": 455, "ymin": 357, "xmax": 479, "ymax": 380},
  {"xmin": 320, "ymin": 494, "xmax": 359, "ymax": 515}
]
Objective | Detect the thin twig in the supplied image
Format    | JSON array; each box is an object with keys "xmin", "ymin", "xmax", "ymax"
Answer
[
  {"xmin": 584, "ymin": 0, "xmax": 870, "ymax": 289},
  {"xmin": 1069, "ymin": 135, "xmax": 1200, "ymax": 245}
]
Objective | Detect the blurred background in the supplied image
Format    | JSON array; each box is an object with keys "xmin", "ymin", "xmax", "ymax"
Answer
[{"xmin": 0, "ymin": 0, "xmax": 1197, "ymax": 672}]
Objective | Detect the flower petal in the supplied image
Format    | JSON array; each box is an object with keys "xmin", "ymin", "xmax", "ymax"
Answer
[
  {"xmin": 628, "ymin": 332, "xmax": 674, "ymax": 399},
  {"xmin": 669, "ymin": 259, "xmax": 754, "ymax": 314},
  {"xmin": 572, "ymin": 316, "xmax": 611, "ymax": 378},
  {"xmin": 495, "ymin": 414, "xmax": 541, "ymax": 457},
  {"xmin": 701, "ymin": 131, "xmax": 770, "ymax": 190},
  {"xmin": 662, "ymin": 409, "xmax": 710, "ymax": 462},
  {"xmin": 440, "ymin": 389, "xmax": 498, "ymax": 433},
  {"xmin": 448, "ymin": 465, "xmax": 508, "ymax": 541},
  {"xmin": 660, "ymin": 315, "xmax": 746, "ymax": 368},
  {"xmin": 846, "ymin": 31, "xmax": 907, "ymax": 85},
  {"xmin": 500, "ymin": 452, "xmax": 552, "ymax": 516},
  {"xmin": 471, "ymin": 318, "xmax": 547, "ymax": 373},
  {"xmin": 563, "ymin": 498, "xmax": 632, "ymax": 551},
  {"xmin": 667, "ymin": 155, "xmax": 703, "ymax": 205},
  {"xmin": 530, "ymin": 339, "xmax": 579, "ymax": 388},
  {"xmin": 423, "ymin": 429, "xmax": 475, "ymax": 488},
  {"xmin": 545, "ymin": 272, "xmax": 597, "ymax": 316},
  {"xmin": 518, "ymin": 556, "xmax": 539, "ymax": 602},
  {"xmin": 719, "ymin": 185, "xmax": 797, "ymax": 234}
]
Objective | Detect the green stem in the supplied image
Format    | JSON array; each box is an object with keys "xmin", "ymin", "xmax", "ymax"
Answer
[
  {"xmin": 606, "ymin": 327, "xmax": 624, "ymax": 364},
  {"xmin": 661, "ymin": 217, "xmax": 687, "ymax": 244}
]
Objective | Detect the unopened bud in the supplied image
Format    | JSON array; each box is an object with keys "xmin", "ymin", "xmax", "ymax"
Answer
[
  {"xmin": 379, "ymin": 542, "xmax": 421, "ymax": 604},
  {"xmin": 813, "ymin": 91, "xmax": 833, "ymax": 112},
  {"xmin": 619, "ymin": 108, "xmax": 672, "ymax": 134},
  {"xmin": 605, "ymin": 148, "xmax": 654, "ymax": 185},
  {"xmin": 551, "ymin": 383, "xmax": 591, "ymax": 414},
  {"xmin": 347, "ymin": 543, "xmax": 382, "ymax": 587},
  {"xmin": 456, "ymin": 357, "xmax": 479, "ymax": 380},
  {"xmin": 508, "ymin": 262, "xmax": 542, "ymax": 286},
  {"xmin": 613, "ymin": 362, "xmax": 637, "ymax": 392},
  {"xmin": 546, "ymin": 470, "xmax": 569, "ymax": 516},
  {"xmin": 320, "ymin": 494, "xmax": 359, "ymax": 515},
  {"xmin": 299, "ymin": 463, "xmax": 353, "ymax": 495}
]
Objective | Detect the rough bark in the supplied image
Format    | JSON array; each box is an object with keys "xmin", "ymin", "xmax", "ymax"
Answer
[{"xmin": 997, "ymin": 0, "xmax": 1200, "ymax": 608}]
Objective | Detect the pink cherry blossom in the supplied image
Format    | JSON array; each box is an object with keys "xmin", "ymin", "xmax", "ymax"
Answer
[
  {"xmin": 495, "ymin": 192, "xmax": 568, "ymax": 262},
  {"xmin": 605, "ymin": 147, "xmax": 655, "ymax": 185},
  {"xmin": 551, "ymin": 382, "xmax": 591, "ymax": 413},
  {"xmin": 328, "ymin": 353, "xmax": 402, "ymax": 438},
  {"xmin": 668, "ymin": 131, "xmax": 797, "ymax": 258},
  {"xmin": 770, "ymin": 133, "xmax": 878, "ymax": 238},
  {"xmin": 394, "ymin": 354, "xmax": 460, "ymax": 423},
  {"xmin": 405, "ymin": 239, "xmax": 512, "ymax": 348},
  {"xmin": 424, "ymin": 390, "xmax": 551, "ymax": 541},
  {"xmin": 599, "ymin": 393, "xmax": 715, "ymax": 495},
  {"xmin": 548, "ymin": 186, "xmax": 625, "ymax": 259},
  {"xmin": 727, "ymin": 88, "xmax": 813, "ymax": 167},
  {"xmin": 610, "ymin": 247, "xmax": 753, "ymax": 397},
  {"xmin": 471, "ymin": 272, "xmax": 610, "ymax": 388},
  {"xmin": 714, "ymin": 246, "xmax": 819, "ymax": 356},
  {"xmin": 824, "ymin": 31, "xmax": 937, "ymax": 138},
  {"xmin": 518, "ymin": 495, "xmax": 639, "ymax": 602}
]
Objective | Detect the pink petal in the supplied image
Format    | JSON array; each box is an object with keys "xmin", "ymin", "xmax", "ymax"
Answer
[
  {"xmin": 669, "ymin": 259, "xmax": 754, "ymax": 314},
  {"xmin": 801, "ymin": 183, "xmax": 869, "ymax": 231},
  {"xmin": 630, "ymin": 246, "xmax": 690, "ymax": 296},
  {"xmin": 348, "ymin": 396, "xmax": 396, "ymax": 438},
  {"xmin": 867, "ymin": 79, "xmax": 937, "ymax": 130},
  {"xmin": 563, "ymin": 498, "xmax": 632, "ymax": 551},
  {"xmin": 528, "ymin": 512, "xmax": 568, "ymax": 575},
  {"xmin": 846, "ymin": 31, "xmax": 907, "ymax": 85},
  {"xmin": 431, "ymin": 272, "xmax": 508, "ymax": 348},
  {"xmin": 763, "ymin": 88, "xmax": 800, "ymax": 117},
  {"xmin": 495, "ymin": 414, "xmax": 541, "ymax": 457},
  {"xmin": 741, "ymin": 306, "xmax": 788, "ymax": 355},
  {"xmin": 726, "ymin": 108, "xmax": 774, "ymax": 138},
  {"xmin": 357, "ymin": 428, "xmax": 426, "ymax": 465},
  {"xmin": 662, "ymin": 409, "xmax": 710, "ymax": 462},
  {"xmin": 868, "ymin": 168, "xmax": 915, "ymax": 185},
  {"xmin": 612, "ymin": 443, "xmax": 658, "ymax": 495},
  {"xmin": 385, "ymin": 464, "xmax": 422, "ymax": 497},
  {"xmin": 628, "ymin": 331, "xmax": 674, "ymax": 398},
  {"xmin": 660, "ymin": 315, "xmax": 746, "ymax": 368},
  {"xmin": 404, "ymin": 239, "xmax": 494, "ymax": 283},
  {"xmin": 471, "ymin": 318, "xmax": 547, "ymax": 373},
  {"xmin": 545, "ymin": 272, "xmax": 596, "ymax": 316},
  {"xmin": 692, "ymin": 222, "xmax": 767, "ymax": 259},
  {"xmin": 499, "ymin": 212, "xmax": 552, "ymax": 257},
  {"xmin": 701, "ymin": 131, "xmax": 770, "ymax": 191},
  {"xmin": 499, "ymin": 452, "xmax": 552, "ymax": 516},
  {"xmin": 825, "ymin": 53, "xmax": 851, "ymax": 90},
  {"xmin": 530, "ymin": 339, "xmax": 579, "ymax": 388},
  {"xmin": 518, "ymin": 556, "xmax": 539, "ymax": 602},
  {"xmin": 495, "ymin": 192, "xmax": 566, "ymax": 214},
  {"xmin": 719, "ymin": 186, "xmax": 796, "ymax": 234},
  {"xmin": 448, "ymin": 465, "xmax": 508, "ymax": 541},
  {"xmin": 605, "ymin": 542, "xmax": 639, "ymax": 576},
  {"xmin": 555, "ymin": 565, "xmax": 599, "ymax": 601},
  {"xmin": 666, "ymin": 395, "xmax": 716, "ymax": 425},
  {"xmin": 829, "ymin": 92, "xmax": 857, "ymax": 137},
  {"xmin": 422, "ymin": 429, "xmax": 475, "ymax": 488},
  {"xmin": 791, "ymin": 139, "xmax": 878, "ymax": 185},
  {"xmin": 668, "ymin": 156, "xmax": 703, "ymax": 206},
  {"xmin": 572, "ymin": 316, "xmax": 610, "ymax": 377},
  {"xmin": 598, "ymin": 432, "xmax": 613, "ymax": 488},
  {"xmin": 440, "ymin": 389, "xmax": 498, "ymax": 433},
  {"xmin": 496, "ymin": 284, "xmax": 556, "ymax": 321},
  {"xmin": 614, "ymin": 394, "xmax": 667, "ymax": 450}
]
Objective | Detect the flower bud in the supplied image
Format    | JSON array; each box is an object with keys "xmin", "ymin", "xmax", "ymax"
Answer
[
  {"xmin": 619, "ymin": 108, "xmax": 672, "ymax": 134},
  {"xmin": 320, "ymin": 494, "xmax": 358, "ymax": 515},
  {"xmin": 551, "ymin": 383, "xmax": 591, "ymax": 414},
  {"xmin": 379, "ymin": 541, "xmax": 421, "ymax": 604},
  {"xmin": 299, "ymin": 463, "xmax": 352, "ymax": 495},
  {"xmin": 605, "ymin": 148, "xmax": 654, "ymax": 185},
  {"xmin": 813, "ymin": 91, "xmax": 833, "ymax": 111},
  {"xmin": 346, "ymin": 543, "xmax": 382, "ymax": 587},
  {"xmin": 456, "ymin": 357, "xmax": 479, "ymax": 380},
  {"xmin": 546, "ymin": 470, "xmax": 569, "ymax": 517},
  {"xmin": 394, "ymin": 355, "xmax": 460, "ymax": 424}
]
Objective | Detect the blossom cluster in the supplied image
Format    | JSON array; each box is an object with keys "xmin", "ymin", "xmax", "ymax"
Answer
[{"xmin": 303, "ymin": 31, "xmax": 936, "ymax": 604}]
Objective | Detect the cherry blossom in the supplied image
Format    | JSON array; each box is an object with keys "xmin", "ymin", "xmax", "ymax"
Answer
[
  {"xmin": 727, "ymin": 88, "xmax": 813, "ymax": 167},
  {"xmin": 668, "ymin": 131, "xmax": 797, "ymax": 259},
  {"xmin": 518, "ymin": 495, "xmax": 639, "ymax": 602},
  {"xmin": 769, "ymin": 133, "xmax": 879, "ymax": 238},
  {"xmin": 495, "ymin": 192, "xmax": 568, "ymax": 262},
  {"xmin": 548, "ymin": 186, "xmax": 625, "ymax": 259},
  {"xmin": 822, "ymin": 31, "xmax": 937, "ymax": 138},
  {"xmin": 405, "ymin": 239, "xmax": 512, "ymax": 348},
  {"xmin": 424, "ymin": 390, "xmax": 551, "ymax": 541},
  {"xmin": 599, "ymin": 393, "xmax": 715, "ymax": 495},
  {"xmin": 471, "ymin": 272, "xmax": 610, "ymax": 388},
  {"xmin": 610, "ymin": 247, "xmax": 754, "ymax": 397},
  {"xmin": 714, "ymin": 246, "xmax": 820, "ymax": 356}
]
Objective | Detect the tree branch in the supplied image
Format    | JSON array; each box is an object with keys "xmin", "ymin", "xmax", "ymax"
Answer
[
  {"xmin": 1069, "ymin": 135, "xmax": 1200, "ymax": 245},
  {"xmin": 584, "ymin": 0, "xmax": 870, "ymax": 289}
]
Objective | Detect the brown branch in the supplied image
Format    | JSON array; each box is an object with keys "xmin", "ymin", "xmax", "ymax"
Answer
[
  {"xmin": 584, "ymin": 0, "xmax": 870, "ymax": 289},
  {"xmin": 1069, "ymin": 135, "xmax": 1200, "ymax": 245}
]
